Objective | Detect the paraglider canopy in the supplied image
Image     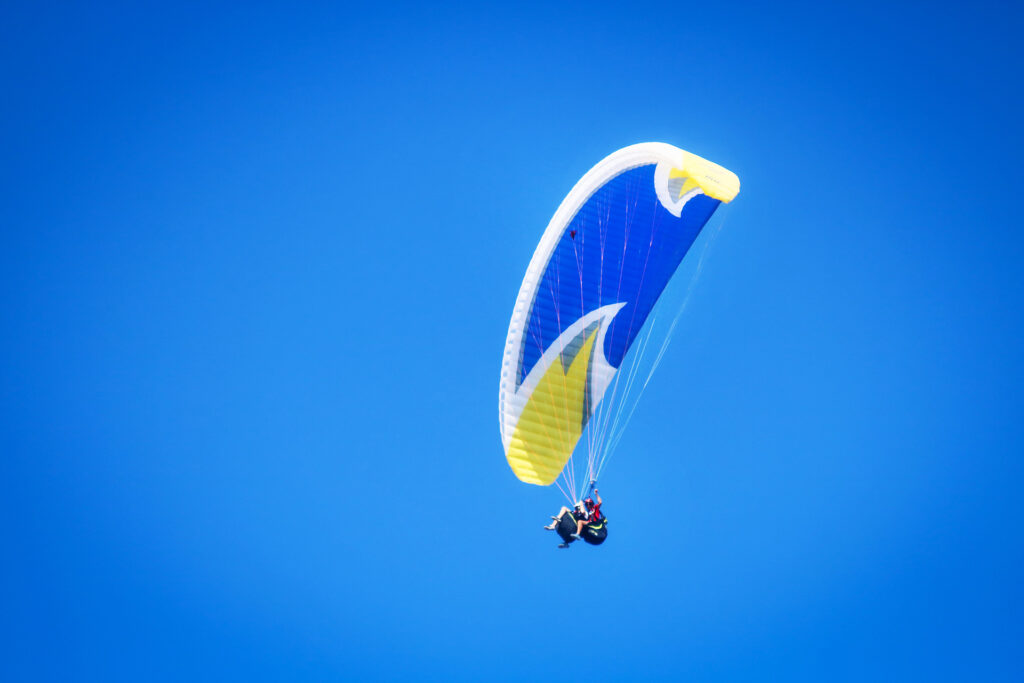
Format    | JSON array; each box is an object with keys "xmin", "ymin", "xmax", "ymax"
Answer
[{"xmin": 498, "ymin": 142, "xmax": 739, "ymax": 500}]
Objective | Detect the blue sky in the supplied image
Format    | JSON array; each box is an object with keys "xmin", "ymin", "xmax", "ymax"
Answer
[{"xmin": 3, "ymin": 2, "xmax": 1022, "ymax": 680}]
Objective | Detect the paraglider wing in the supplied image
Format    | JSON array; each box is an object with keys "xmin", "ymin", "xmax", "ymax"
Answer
[{"xmin": 498, "ymin": 143, "xmax": 739, "ymax": 486}]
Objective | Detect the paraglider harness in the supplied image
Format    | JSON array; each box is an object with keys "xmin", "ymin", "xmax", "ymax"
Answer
[{"xmin": 554, "ymin": 501, "xmax": 608, "ymax": 546}]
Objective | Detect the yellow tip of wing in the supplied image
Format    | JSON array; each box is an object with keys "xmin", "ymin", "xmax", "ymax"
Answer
[
  {"xmin": 506, "ymin": 327, "xmax": 598, "ymax": 486},
  {"xmin": 673, "ymin": 151, "xmax": 740, "ymax": 203}
]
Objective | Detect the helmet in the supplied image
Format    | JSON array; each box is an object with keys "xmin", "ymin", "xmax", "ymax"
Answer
[
  {"xmin": 575, "ymin": 500, "xmax": 585, "ymax": 510},
  {"xmin": 584, "ymin": 497, "xmax": 594, "ymax": 507}
]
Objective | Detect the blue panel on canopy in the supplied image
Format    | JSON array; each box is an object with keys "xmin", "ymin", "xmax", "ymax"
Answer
[{"xmin": 517, "ymin": 164, "xmax": 720, "ymax": 387}]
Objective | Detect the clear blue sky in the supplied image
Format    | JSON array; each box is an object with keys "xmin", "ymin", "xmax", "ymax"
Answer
[{"xmin": 3, "ymin": 2, "xmax": 1022, "ymax": 681}]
